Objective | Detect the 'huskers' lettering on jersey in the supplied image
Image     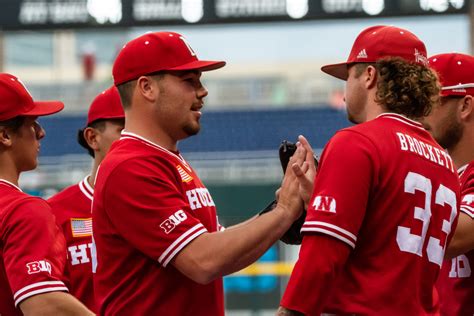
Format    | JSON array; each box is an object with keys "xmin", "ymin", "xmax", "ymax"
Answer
[{"xmin": 186, "ymin": 188, "xmax": 215, "ymax": 210}]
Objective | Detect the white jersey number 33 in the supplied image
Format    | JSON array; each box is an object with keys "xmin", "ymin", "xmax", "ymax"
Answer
[{"xmin": 396, "ymin": 171, "xmax": 457, "ymax": 266}]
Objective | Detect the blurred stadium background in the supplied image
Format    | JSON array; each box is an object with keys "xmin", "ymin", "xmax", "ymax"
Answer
[{"xmin": 1, "ymin": 0, "xmax": 470, "ymax": 314}]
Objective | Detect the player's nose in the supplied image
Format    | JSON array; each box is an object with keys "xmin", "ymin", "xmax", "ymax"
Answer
[{"xmin": 198, "ymin": 84, "xmax": 208, "ymax": 99}]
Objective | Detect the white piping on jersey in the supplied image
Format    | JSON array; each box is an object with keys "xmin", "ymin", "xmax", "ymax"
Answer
[
  {"xmin": 303, "ymin": 221, "xmax": 357, "ymax": 241},
  {"xmin": 0, "ymin": 179, "xmax": 22, "ymax": 192},
  {"xmin": 14, "ymin": 281, "xmax": 66, "ymax": 300},
  {"xmin": 377, "ymin": 113, "xmax": 425, "ymax": 131},
  {"xmin": 301, "ymin": 227, "xmax": 356, "ymax": 249},
  {"xmin": 163, "ymin": 227, "xmax": 207, "ymax": 267},
  {"xmin": 120, "ymin": 131, "xmax": 190, "ymax": 169},
  {"xmin": 15, "ymin": 286, "xmax": 69, "ymax": 307},
  {"xmin": 458, "ymin": 164, "xmax": 468, "ymax": 177},
  {"xmin": 442, "ymin": 83, "xmax": 474, "ymax": 90},
  {"xmin": 158, "ymin": 223, "xmax": 207, "ymax": 266},
  {"xmin": 78, "ymin": 175, "xmax": 94, "ymax": 201},
  {"xmin": 461, "ymin": 205, "xmax": 474, "ymax": 218}
]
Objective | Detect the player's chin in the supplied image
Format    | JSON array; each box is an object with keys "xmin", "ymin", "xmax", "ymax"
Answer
[
  {"xmin": 22, "ymin": 160, "xmax": 38, "ymax": 172},
  {"xmin": 183, "ymin": 123, "xmax": 201, "ymax": 136}
]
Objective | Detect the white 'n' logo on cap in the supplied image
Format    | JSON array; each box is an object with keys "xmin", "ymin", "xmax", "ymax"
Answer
[
  {"xmin": 179, "ymin": 36, "xmax": 196, "ymax": 57},
  {"xmin": 414, "ymin": 49, "xmax": 428, "ymax": 65}
]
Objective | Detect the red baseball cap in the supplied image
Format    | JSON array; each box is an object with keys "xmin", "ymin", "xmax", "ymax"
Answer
[
  {"xmin": 428, "ymin": 53, "xmax": 474, "ymax": 97},
  {"xmin": 87, "ymin": 86, "xmax": 125, "ymax": 125},
  {"xmin": 0, "ymin": 73, "xmax": 64, "ymax": 121},
  {"xmin": 112, "ymin": 32, "xmax": 226, "ymax": 86},
  {"xmin": 322, "ymin": 25, "xmax": 428, "ymax": 80}
]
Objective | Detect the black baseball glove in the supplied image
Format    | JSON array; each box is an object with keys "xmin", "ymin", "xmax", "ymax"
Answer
[{"xmin": 259, "ymin": 140, "xmax": 318, "ymax": 245}]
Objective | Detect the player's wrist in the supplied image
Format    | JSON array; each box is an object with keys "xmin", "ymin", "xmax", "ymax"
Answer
[{"xmin": 274, "ymin": 201, "xmax": 302, "ymax": 224}]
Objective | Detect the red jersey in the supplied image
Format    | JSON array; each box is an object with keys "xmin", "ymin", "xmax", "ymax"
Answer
[
  {"xmin": 92, "ymin": 132, "xmax": 224, "ymax": 316},
  {"xmin": 0, "ymin": 179, "xmax": 68, "ymax": 315},
  {"xmin": 47, "ymin": 177, "xmax": 96, "ymax": 312},
  {"xmin": 284, "ymin": 113, "xmax": 460, "ymax": 315},
  {"xmin": 436, "ymin": 161, "xmax": 474, "ymax": 316}
]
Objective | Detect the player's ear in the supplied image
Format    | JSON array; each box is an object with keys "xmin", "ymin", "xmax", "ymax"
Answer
[
  {"xmin": 460, "ymin": 95, "xmax": 473, "ymax": 121},
  {"xmin": 136, "ymin": 75, "xmax": 159, "ymax": 103},
  {"xmin": 0, "ymin": 127, "xmax": 13, "ymax": 148},
  {"xmin": 365, "ymin": 65, "xmax": 377, "ymax": 89},
  {"xmin": 83, "ymin": 127, "xmax": 100, "ymax": 151}
]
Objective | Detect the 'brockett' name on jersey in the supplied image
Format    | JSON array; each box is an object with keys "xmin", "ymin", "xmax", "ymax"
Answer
[{"xmin": 396, "ymin": 132, "xmax": 455, "ymax": 172}]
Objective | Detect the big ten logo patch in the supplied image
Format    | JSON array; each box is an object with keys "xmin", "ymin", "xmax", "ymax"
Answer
[
  {"xmin": 186, "ymin": 188, "xmax": 215, "ymax": 210},
  {"xmin": 160, "ymin": 210, "xmax": 188, "ymax": 234},
  {"xmin": 68, "ymin": 243, "xmax": 94, "ymax": 266},
  {"xmin": 312, "ymin": 195, "xmax": 336, "ymax": 213},
  {"xmin": 26, "ymin": 260, "xmax": 52, "ymax": 275}
]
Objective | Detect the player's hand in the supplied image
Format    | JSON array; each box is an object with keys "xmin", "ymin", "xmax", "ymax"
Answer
[
  {"xmin": 277, "ymin": 142, "xmax": 305, "ymax": 221},
  {"xmin": 291, "ymin": 135, "xmax": 317, "ymax": 209},
  {"xmin": 275, "ymin": 187, "xmax": 281, "ymax": 202},
  {"xmin": 276, "ymin": 306, "xmax": 305, "ymax": 316}
]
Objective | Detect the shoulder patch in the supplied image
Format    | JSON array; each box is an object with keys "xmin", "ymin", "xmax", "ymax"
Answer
[
  {"xmin": 176, "ymin": 165, "xmax": 193, "ymax": 183},
  {"xmin": 311, "ymin": 195, "xmax": 337, "ymax": 213}
]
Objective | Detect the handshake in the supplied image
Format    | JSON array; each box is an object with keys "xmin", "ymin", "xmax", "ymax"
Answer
[{"xmin": 259, "ymin": 139, "xmax": 319, "ymax": 245}]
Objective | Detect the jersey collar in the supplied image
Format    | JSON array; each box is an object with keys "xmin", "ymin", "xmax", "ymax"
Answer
[
  {"xmin": 0, "ymin": 179, "xmax": 22, "ymax": 192},
  {"xmin": 458, "ymin": 164, "xmax": 468, "ymax": 177},
  {"xmin": 377, "ymin": 113, "xmax": 425, "ymax": 130},
  {"xmin": 78, "ymin": 175, "xmax": 94, "ymax": 201},
  {"xmin": 120, "ymin": 131, "xmax": 189, "ymax": 167}
]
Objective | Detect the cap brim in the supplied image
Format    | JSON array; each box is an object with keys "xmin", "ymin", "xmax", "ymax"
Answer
[
  {"xmin": 170, "ymin": 60, "xmax": 226, "ymax": 72},
  {"xmin": 23, "ymin": 101, "xmax": 64, "ymax": 117},
  {"xmin": 321, "ymin": 62, "xmax": 349, "ymax": 81}
]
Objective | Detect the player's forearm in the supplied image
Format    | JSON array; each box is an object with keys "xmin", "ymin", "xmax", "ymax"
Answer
[
  {"xmin": 173, "ymin": 205, "xmax": 298, "ymax": 284},
  {"xmin": 20, "ymin": 292, "xmax": 94, "ymax": 316},
  {"xmin": 224, "ymin": 214, "xmax": 259, "ymax": 231},
  {"xmin": 445, "ymin": 212, "xmax": 474, "ymax": 258},
  {"xmin": 216, "ymin": 207, "xmax": 294, "ymax": 274}
]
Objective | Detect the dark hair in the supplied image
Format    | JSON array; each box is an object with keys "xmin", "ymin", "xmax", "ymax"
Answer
[
  {"xmin": 354, "ymin": 58, "xmax": 440, "ymax": 119},
  {"xmin": 0, "ymin": 116, "xmax": 27, "ymax": 132},
  {"xmin": 77, "ymin": 120, "xmax": 107, "ymax": 158},
  {"xmin": 116, "ymin": 80, "xmax": 135, "ymax": 110},
  {"xmin": 116, "ymin": 72, "xmax": 165, "ymax": 109}
]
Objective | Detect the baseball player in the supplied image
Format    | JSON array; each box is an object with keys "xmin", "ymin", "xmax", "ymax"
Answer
[
  {"xmin": 47, "ymin": 86, "xmax": 125, "ymax": 312},
  {"xmin": 422, "ymin": 53, "xmax": 474, "ymax": 315},
  {"xmin": 278, "ymin": 25, "xmax": 460, "ymax": 315},
  {"xmin": 0, "ymin": 73, "xmax": 93, "ymax": 315},
  {"xmin": 92, "ymin": 31, "xmax": 308, "ymax": 315}
]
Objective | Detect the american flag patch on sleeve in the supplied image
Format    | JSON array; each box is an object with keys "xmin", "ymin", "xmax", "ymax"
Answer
[
  {"xmin": 70, "ymin": 218, "xmax": 93, "ymax": 237},
  {"xmin": 176, "ymin": 165, "xmax": 193, "ymax": 183}
]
